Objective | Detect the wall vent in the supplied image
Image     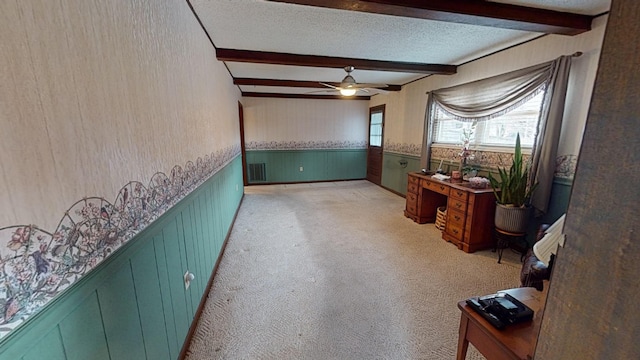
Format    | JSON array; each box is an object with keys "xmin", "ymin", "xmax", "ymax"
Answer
[{"xmin": 248, "ymin": 163, "xmax": 266, "ymax": 182}]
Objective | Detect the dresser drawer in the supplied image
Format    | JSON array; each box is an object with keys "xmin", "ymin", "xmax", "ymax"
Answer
[
  {"xmin": 448, "ymin": 197, "xmax": 467, "ymax": 212},
  {"xmin": 406, "ymin": 192, "xmax": 418, "ymax": 205},
  {"xmin": 406, "ymin": 201, "xmax": 417, "ymax": 215},
  {"xmin": 450, "ymin": 187, "xmax": 468, "ymax": 201},
  {"xmin": 408, "ymin": 174, "xmax": 421, "ymax": 186},
  {"xmin": 407, "ymin": 182, "xmax": 420, "ymax": 194},
  {"xmin": 445, "ymin": 222, "xmax": 464, "ymax": 242},
  {"xmin": 447, "ymin": 209, "xmax": 466, "ymax": 228},
  {"xmin": 424, "ymin": 179, "xmax": 450, "ymax": 196}
]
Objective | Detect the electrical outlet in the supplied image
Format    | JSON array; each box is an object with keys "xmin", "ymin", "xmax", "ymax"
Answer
[
  {"xmin": 299, "ymin": 166, "xmax": 304, "ymax": 172},
  {"xmin": 236, "ymin": 184, "xmax": 239, "ymax": 191}
]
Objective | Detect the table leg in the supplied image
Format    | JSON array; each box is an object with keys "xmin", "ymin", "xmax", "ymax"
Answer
[{"xmin": 457, "ymin": 314, "xmax": 470, "ymax": 360}]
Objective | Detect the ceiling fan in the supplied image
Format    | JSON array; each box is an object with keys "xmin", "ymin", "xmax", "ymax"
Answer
[{"xmin": 319, "ymin": 66, "xmax": 389, "ymax": 96}]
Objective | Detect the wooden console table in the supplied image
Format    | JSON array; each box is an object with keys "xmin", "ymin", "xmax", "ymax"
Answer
[
  {"xmin": 404, "ymin": 172, "xmax": 497, "ymax": 253},
  {"xmin": 457, "ymin": 287, "xmax": 547, "ymax": 360}
]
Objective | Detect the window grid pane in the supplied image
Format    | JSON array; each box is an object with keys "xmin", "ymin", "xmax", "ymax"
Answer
[
  {"xmin": 432, "ymin": 92, "xmax": 543, "ymax": 148},
  {"xmin": 370, "ymin": 112, "xmax": 383, "ymax": 147}
]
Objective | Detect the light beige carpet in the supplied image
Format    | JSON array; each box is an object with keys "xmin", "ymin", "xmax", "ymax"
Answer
[{"xmin": 185, "ymin": 180, "xmax": 522, "ymax": 359}]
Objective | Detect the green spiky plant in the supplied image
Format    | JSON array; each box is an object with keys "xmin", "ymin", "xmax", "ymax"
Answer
[{"xmin": 489, "ymin": 134, "xmax": 537, "ymax": 207}]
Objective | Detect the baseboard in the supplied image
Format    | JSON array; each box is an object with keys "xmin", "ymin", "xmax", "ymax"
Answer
[
  {"xmin": 178, "ymin": 193, "xmax": 245, "ymax": 359},
  {"xmin": 380, "ymin": 183, "xmax": 405, "ymax": 198},
  {"xmin": 246, "ymin": 178, "xmax": 367, "ymax": 186}
]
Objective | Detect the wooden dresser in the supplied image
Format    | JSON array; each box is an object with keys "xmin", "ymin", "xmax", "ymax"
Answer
[{"xmin": 405, "ymin": 172, "xmax": 497, "ymax": 253}]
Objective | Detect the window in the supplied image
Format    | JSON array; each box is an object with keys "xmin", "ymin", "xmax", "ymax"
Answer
[
  {"xmin": 369, "ymin": 111, "xmax": 383, "ymax": 147},
  {"xmin": 432, "ymin": 91, "xmax": 544, "ymax": 149}
]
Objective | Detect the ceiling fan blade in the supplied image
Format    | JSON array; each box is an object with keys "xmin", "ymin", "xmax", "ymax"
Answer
[
  {"xmin": 317, "ymin": 67, "xmax": 391, "ymax": 95},
  {"xmin": 319, "ymin": 82, "xmax": 340, "ymax": 90},
  {"xmin": 347, "ymin": 83, "xmax": 389, "ymax": 89},
  {"xmin": 306, "ymin": 89, "xmax": 339, "ymax": 94}
]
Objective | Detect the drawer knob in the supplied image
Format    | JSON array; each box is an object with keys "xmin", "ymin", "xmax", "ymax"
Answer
[
  {"xmin": 456, "ymin": 203, "xmax": 462, "ymax": 208},
  {"xmin": 440, "ymin": 186, "xmax": 445, "ymax": 191},
  {"xmin": 455, "ymin": 215, "xmax": 461, "ymax": 221}
]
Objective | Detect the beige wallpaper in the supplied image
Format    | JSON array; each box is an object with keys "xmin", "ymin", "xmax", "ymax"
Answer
[
  {"xmin": 241, "ymin": 97, "xmax": 369, "ymax": 149},
  {"xmin": 372, "ymin": 15, "xmax": 608, "ymax": 160},
  {"xmin": 0, "ymin": 0, "xmax": 241, "ymax": 231}
]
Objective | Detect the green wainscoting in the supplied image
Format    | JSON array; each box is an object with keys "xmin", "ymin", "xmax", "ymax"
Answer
[
  {"xmin": 245, "ymin": 149, "xmax": 366, "ymax": 184},
  {"xmin": 381, "ymin": 152, "xmax": 421, "ymax": 195},
  {"xmin": 527, "ymin": 177, "xmax": 573, "ymax": 245},
  {"xmin": 0, "ymin": 156, "xmax": 244, "ymax": 360}
]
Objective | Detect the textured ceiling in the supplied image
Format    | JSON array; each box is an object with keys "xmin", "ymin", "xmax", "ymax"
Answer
[{"xmin": 189, "ymin": 0, "xmax": 610, "ymax": 98}]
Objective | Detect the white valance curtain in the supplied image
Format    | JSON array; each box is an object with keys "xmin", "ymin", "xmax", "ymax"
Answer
[{"xmin": 421, "ymin": 55, "xmax": 573, "ymax": 214}]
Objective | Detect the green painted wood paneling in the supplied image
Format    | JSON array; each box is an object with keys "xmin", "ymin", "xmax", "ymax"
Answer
[
  {"xmin": 180, "ymin": 207, "xmax": 202, "ymax": 319},
  {"xmin": 203, "ymin": 187, "xmax": 217, "ymax": 260},
  {"xmin": 197, "ymin": 196, "xmax": 213, "ymax": 278},
  {"xmin": 381, "ymin": 152, "xmax": 421, "ymax": 194},
  {"xmin": 245, "ymin": 149, "xmax": 366, "ymax": 184},
  {"xmin": 174, "ymin": 215, "xmax": 194, "ymax": 318},
  {"xmin": 152, "ymin": 233, "xmax": 179, "ymax": 360},
  {"xmin": 130, "ymin": 240, "xmax": 171, "ymax": 360},
  {"xmin": 191, "ymin": 202, "xmax": 208, "ymax": 301},
  {"xmin": 0, "ymin": 157, "xmax": 245, "ymax": 359},
  {"xmin": 21, "ymin": 328, "xmax": 66, "ymax": 360},
  {"xmin": 161, "ymin": 221, "xmax": 191, "ymax": 357},
  {"xmin": 59, "ymin": 293, "xmax": 110, "ymax": 360},
  {"xmin": 97, "ymin": 263, "xmax": 146, "ymax": 360},
  {"xmin": 211, "ymin": 180, "xmax": 224, "ymax": 255}
]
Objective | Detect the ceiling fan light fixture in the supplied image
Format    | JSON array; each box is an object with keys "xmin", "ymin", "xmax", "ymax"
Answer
[{"xmin": 340, "ymin": 88, "xmax": 357, "ymax": 96}]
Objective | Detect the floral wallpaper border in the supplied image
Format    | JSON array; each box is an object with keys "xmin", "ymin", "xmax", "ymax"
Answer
[
  {"xmin": 431, "ymin": 146, "xmax": 577, "ymax": 179},
  {"xmin": 246, "ymin": 140, "xmax": 367, "ymax": 151},
  {"xmin": 384, "ymin": 141, "xmax": 422, "ymax": 157},
  {"xmin": 0, "ymin": 144, "xmax": 241, "ymax": 340},
  {"xmin": 554, "ymin": 154, "xmax": 578, "ymax": 179}
]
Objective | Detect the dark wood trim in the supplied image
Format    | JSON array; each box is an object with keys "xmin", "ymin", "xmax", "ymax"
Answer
[
  {"xmin": 242, "ymin": 92, "xmax": 371, "ymax": 100},
  {"xmin": 268, "ymin": 0, "xmax": 593, "ymax": 35},
  {"xmin": 217, "ymin": 48, "xmax": 457, "ymax": 75},
  {"xmin": 238, "ymin": 102, "xmax": 247, "ymax": 186},
  {"xmin": 179, "ymin": 194, "xmax": 245, "ymax": 360},
  {"xmin": 367, "ymin": 104, "xmax": 385, "ymax": 185},
  {"xmin": 234, "ymin": 78, "xmax": 402, "ymax": 91},
  {"xmin": 185, "ymin": 0, "xmax": 216, "ymax": 48}
]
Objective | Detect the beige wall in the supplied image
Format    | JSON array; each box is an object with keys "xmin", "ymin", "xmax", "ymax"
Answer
[
  {"xmin": 0, "ymin": 0, "xmax": 241, "ymax": 231},
  {"xmin": 241, "ymin": 97, "xmax": 369, "ymax": 149},
  {"xmin": 372, "ymin": 16, "xmax": 608, "ymax": 162}
]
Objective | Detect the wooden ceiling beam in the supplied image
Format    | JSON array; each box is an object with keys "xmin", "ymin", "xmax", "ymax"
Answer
[
  {"xmin": 242, "ymin": 92, "xmax": 371, "ymax": 100},
  {"xmin": 268, "ymin": 0, "xmax": 593, "ymax": 35},
  {"xmin": 217, "ymin": 48, "xmax": 457, "ymax": 75},
  {"xmin": 234, "ymin": 78, "xmax": 402, "ymax": 91}
]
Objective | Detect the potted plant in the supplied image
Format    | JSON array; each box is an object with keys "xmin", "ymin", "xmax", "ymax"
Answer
[{"xmin": 488, "ymin": 134, "xmax": 537, "ymax": 233}]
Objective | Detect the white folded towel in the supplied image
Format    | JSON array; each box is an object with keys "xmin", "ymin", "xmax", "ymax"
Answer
[{"xmin": 431, "ymin": 174, "xmax": 450, "ymax": 181}]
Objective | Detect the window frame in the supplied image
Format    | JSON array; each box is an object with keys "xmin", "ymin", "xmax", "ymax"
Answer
[{"xmin": 430, "ymin": 90, "xmax": 545, "ymax": 154}]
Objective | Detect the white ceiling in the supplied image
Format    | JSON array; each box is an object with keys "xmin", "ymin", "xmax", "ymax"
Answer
[{"xmin": 189, "ymin": 0, "xmax": 610, "ymax": 98}]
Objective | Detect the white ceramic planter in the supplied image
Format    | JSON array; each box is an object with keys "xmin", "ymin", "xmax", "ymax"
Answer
[{"xmin": 494, "ymin": 203, "xmax": 531, "ymax": 233}]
